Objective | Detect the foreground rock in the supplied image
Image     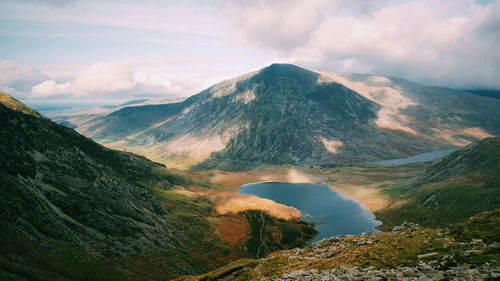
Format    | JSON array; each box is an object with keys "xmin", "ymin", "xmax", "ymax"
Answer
[
  {"xmin": 275, "ymin": 264, "xmax": 499, "ymax": 281},
  {"xmin": 178, "ymin": 210, "xmax": 500, "ymax": 281}
]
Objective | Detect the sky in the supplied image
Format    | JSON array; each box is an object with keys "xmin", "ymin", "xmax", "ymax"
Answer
[{"xmin": 0, "ymin": 0, "xmax": 499, "ymax": 106}]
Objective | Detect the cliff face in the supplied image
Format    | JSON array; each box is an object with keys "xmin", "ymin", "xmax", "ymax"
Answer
[{"xmin": 73, "ymin": 64, "xmax": 500, "ymax": 169}]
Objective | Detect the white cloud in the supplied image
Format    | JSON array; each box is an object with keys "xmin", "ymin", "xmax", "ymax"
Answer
[
  {"xmin": 223, "ymin": 0, "xmax": 401, "ymax": 50},
  {"xmin": 0, "ymin": 61, "xmax": 51, "ymax": 97},
  {"xmin": 228, "ymin": 0, "xmax": 500, "ymax": 89},
  {"xmin": 28, "ymin": 60, "xmax": 222, "ymax": 100},
  {"xmin": 31, "ymin": 61, "xmax": 136, "ymax": 98},
  {"xmin": 0, "ymin": 60, "xmax": 228, "ymax": 101},
  {"xmin": 225, "ymin": 0, "xmax": 329, "ymax": 50}
]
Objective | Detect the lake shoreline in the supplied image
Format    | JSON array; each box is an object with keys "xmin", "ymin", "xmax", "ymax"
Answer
[{"xmin": 239, "ymin": 182, "xmax": 382, "ymax": 242}]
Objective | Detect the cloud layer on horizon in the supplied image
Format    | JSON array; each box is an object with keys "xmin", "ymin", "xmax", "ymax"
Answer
[{"xmin": 0, "ymin": 60, "xmax": 229, "ymax": 101}]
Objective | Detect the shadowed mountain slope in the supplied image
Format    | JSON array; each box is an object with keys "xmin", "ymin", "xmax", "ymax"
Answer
[
  {"xmin": 0, "ymin": 93, "xmax": 318, "ymax": 280},
  {"xmin": 0, "ymin": 93, "xmax": 202, "ymax": 280}
]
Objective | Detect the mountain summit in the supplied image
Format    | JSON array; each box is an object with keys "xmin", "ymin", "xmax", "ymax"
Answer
[{"xmin": 75, "ymin": 64, "xmax": 500, "ymax": 169}]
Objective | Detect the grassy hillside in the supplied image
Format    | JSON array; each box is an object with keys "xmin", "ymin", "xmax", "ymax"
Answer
[{"xmin": 376, "ymin": 137, "xmax": 500, "ymax": 229}]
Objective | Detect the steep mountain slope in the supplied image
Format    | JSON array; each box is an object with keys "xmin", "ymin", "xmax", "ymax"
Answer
[
  {"xmin": 0, "ymin": 93, "xmax": 206, "ymax": 280},
  {"xmin": 179, "ymin": 209, "xmax": 500, "ymax": 281},
  {"xmin": 0, "ymin": 93, "xmax": 316, "ymax": 280},
  {"xmin": 73, "ymin": 64, "xmax": 500, "ymax": 169},
  {"xmin": 376, "ymin": 137, "xmax": 500, "ymax": 228}
]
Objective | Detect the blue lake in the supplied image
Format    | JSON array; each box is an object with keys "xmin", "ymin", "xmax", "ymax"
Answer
[
  {"xmin": 239, "ymin": 182, "xmax": 382, "ymax": 242},
  {"xmin": 363, "ymin": 149, "xmax": 457, "ymax": 165}
]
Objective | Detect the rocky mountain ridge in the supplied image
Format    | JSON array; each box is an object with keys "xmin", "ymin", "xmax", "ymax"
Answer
[{"xmin": 68, "ymin": 64, "xmax": 500, "ymax": 170}]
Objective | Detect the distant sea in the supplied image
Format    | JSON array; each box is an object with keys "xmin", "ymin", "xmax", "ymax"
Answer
[{"xmin": 24, "ymin": 102, "xmax": 114, "ymax": 115}]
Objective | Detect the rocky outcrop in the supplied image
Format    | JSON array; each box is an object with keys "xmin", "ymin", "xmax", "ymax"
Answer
[{"xmin": 273, "ymin": 264, "xmax": 499, "ymax": 281}]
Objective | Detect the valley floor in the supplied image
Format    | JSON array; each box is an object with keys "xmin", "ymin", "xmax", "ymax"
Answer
[
  {"xmin": 182, "ymin": 163, "xmax": 427, "ymax": 220},
  {"xmin": 101, "ymin": 141, "xmax": 426, "ymax": 214}
]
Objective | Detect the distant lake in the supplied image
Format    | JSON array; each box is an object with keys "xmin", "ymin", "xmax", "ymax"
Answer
[
  {"xmin": 363, "ymin": 149, "xmax": 457, "ymax": 165},
  {"xmin": 239, "ymin": 182, "xmax": 381, "ymax": 242}
]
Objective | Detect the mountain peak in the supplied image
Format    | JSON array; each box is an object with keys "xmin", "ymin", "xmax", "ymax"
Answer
[
  {"xmin": 256, "ymin": 63, "xmax": 317, "ymax": 84},
  {"xmin": 261, "ymin": 63, "xmax": 311, "ymax": 74},
  {"xmin": 265, "ymin": 63, "xmax": 303, "ymax": 70},
  {"xmin": 0, "ymin": 93, "xmax": 41, "ymax": 117}
]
